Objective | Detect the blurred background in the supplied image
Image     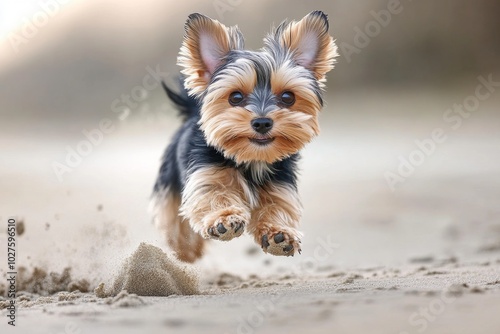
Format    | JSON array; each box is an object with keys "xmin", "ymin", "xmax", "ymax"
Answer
[
  {"xmin": 1, "ymin": 0, "xmax": 500, "ymax": 122},
  {"xmin": 1, "ymin": 0, "xmax": 499, "ymax": 278}
]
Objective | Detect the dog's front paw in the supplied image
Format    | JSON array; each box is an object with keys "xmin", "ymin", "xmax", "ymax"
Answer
[
  {"xmin": 202, "ymin": 207, "xmax": 248, "ymax": 241},
  {"xmin": 256, "ymin": 226, "xmax": 302, "ymax": 257}
]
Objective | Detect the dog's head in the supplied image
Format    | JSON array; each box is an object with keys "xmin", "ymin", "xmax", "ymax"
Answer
[{"xmin": 178, "ymin": 11, "xmax": 338, "ymax": 164}]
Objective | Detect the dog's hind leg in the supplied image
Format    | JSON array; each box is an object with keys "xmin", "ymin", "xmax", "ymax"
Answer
[{"xmin": 151, "ymin": 189, "xmax": 205, "ymax": 262}]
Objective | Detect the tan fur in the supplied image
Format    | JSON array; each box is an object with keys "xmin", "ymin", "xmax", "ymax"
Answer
[
  {"xmin": 200, "ymin": 61, "xmax": 321, "ymax": 164},
  {"xmin": 277, "ymin": 12, "xmax": 338, "ymax": 81},
  {"xmin": 180, "ymin": 166, "xmax": 254, "ymax": 239},
  {"xmin": 204, "ymin": 58, "xmax": 257, "ymax": 98},
  {"xmin": 178, "ymin": 15, "xmax": 243, "ymax": 96},
  {"xmin": 270, "ymin": 63, "xmax": 324, "ymax": 114},
  {"xmin": 200, "ymin": 105, "xmax": 319, "ymax": 164},
  {"xmin": 155, "ymin": 171, "xmax": 303, "ymax": 259},
  {"xmin": 151, "ymin": 190, "xmax": 205, "ymax": 262},
  {"xmin": 248, "ymin": 183, "xmax": 303, "ymax": 256}
]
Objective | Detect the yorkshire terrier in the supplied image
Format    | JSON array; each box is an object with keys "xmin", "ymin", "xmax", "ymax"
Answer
[{"xmin": 152, "ymin": 11, "xmax": 338, "ymax": 262}]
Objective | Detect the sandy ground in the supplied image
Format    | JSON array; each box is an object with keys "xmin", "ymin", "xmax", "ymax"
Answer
[{"xmin": 1, "ymin": 87, "xmax": 500, "ymax": 333}]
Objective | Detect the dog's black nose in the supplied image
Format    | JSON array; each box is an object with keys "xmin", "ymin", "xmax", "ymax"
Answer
[{"xmin": 251, "ymin": 118, "xmax": 273, "ymax": 134}]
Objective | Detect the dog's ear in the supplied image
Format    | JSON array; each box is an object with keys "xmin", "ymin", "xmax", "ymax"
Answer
[
  {"xmin": 271, "ymin": 11, "xmax": 338, "ymax": 81},
  {"xmin": 178, "ymin": 13, "xmax": 244, "ymax": 96}
]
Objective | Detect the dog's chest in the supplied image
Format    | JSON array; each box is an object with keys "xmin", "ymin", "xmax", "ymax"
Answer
[{"xmin": 241, "ymin": 161, "xmax": 274, "ymax": 187}]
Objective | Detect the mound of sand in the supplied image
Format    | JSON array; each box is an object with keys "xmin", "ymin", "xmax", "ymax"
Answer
[{"xmin": 95, "ymin": 243, "xmax": 199, "ymax": 297}]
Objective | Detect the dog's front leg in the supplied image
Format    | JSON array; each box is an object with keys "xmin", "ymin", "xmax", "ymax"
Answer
[
  {"xmin": 180, "ymin": 166, "xmax": 251, "ymax": 241},
  {"xmin": 249, "ymin": 183, "xmax": 303, "ymax": 256}
]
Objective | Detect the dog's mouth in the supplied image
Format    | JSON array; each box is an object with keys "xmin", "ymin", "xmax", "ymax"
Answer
[{"xmin": 249, "ymin": 137, "xmax": 275, "ymax": 146}]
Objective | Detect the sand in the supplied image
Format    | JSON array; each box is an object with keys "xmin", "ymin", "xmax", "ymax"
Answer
[
  {"xmin": 95, "ymin": 242, "xmax": 199, "ymax": 297},
  {"xmin": 0, "ymin": 243, "xmax": 198, "ymax": 311},
  {"xmin": 0, "ymin": 266, "xmax": 90, "ymax": 298},
  {"xmin": 1, "ymin": 261, "xmax": 499, "ymax": 333}
]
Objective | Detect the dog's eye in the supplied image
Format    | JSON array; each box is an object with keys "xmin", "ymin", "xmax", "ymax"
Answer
[
  {"xmin": 280, "ymin": 91, "xmax": 295, "ymax": 106},
  {"xmin": 228, "ymin": 91, "xmax": 244, "ymax": 106}
]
